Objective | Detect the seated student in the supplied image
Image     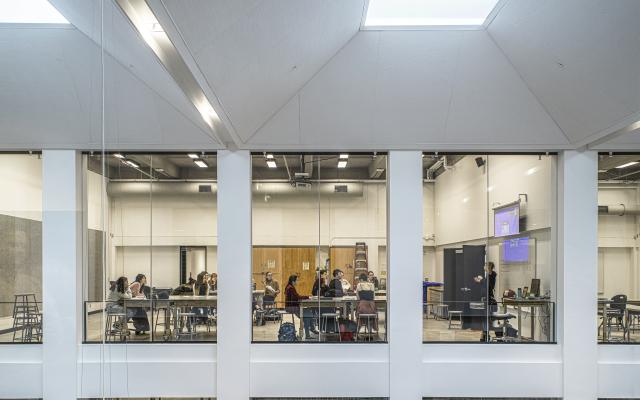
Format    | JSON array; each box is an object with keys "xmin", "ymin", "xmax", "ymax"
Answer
[
  {"xmin": 368, "ymin": 271, "xmax": 380, "ymax": 290},
  {"xmin": 312, "ymin": 269, "xmax": 329, "ymax": 297},
  {"xmin": 356, "ymin": 273, "xmax": 375, "ymax": 300},
  {"xmin": 107, "ymin": 276, "xmax": 149, "ymax": 336},
  {"xmin": 284, "ymin": 275, "xmax": 318, "ymax": 339},
  {"xmin": 209, "ymin": 272, "xmax": 218, "ymax": 292},
  {"xmin": 193, "ymin": 271, "xmax": 210, "ymax": 324},
  {"xmin": 327, "ymin": 269, "xmax": 345, "ymax": 297},
  {"xmin": 128, "ymin": 274, "xmax": 151, "ymax": 335}
]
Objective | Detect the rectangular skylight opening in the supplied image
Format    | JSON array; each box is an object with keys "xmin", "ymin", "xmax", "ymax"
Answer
[
  {"xmin": 364, "ymin": 0, "xmax": 500, "ymax": 28},
  {"xmin": 0, "ymin": 0, "xmax": 69, "ymax": 24}
]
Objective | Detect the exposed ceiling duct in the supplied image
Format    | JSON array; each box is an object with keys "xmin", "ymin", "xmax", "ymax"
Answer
[
  {"xmin": 253, "ymin": 182, "xmax": 363, "ymax": 198},
  {"xmin": 107, "ymin": 181, "xmax": 217, "ymax": 196},
  {"xmin": 598, "ymin": 204, "xmax": 640, "ymax": 216}
]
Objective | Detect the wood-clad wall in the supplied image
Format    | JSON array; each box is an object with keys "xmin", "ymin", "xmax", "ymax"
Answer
[
  {"xmin": 330, "ymin": 246, "xmax": 356, "ymax": 287},
  {"xmin": 252, "ymin": 246, "xmax": 318, "ymax": 304}
]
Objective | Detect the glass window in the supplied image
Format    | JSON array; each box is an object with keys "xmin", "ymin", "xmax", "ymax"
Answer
[
  {"xmin": 423, "ymin": 154, "xmax": 556, "ymax": 343},
  {"xmin": 83, "ymin": 152, "xmax": 217, "ymax": 343},
  {"xmin": 364, "ymin": 0, "xmax": 499, "ymax": 27},
  {"xmin": 0, "ymin": 152, "xmax": 43, "ymax": 343},
  {"xmin": 597, "ymin": 153, "xmax": 640, "ymax": 343},
  {"xmin": 251, "ymin": 153, "xmax": 388, "ymax": 343}
]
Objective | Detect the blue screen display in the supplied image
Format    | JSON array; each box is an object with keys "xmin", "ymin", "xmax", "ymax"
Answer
[
  {"xmin": 503, "ymin": 237, "xmax": 529, "ymax": 263},
  {"xmin": 494, "ymin": 203, "xmax": 519, "ymax": 237}
]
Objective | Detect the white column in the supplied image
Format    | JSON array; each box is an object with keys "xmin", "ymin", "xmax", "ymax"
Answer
[
  {"xmin": 42, "ymin": 150, "xmax": 82, "ymax": 400},
  {"xmin": 388, "ymin": 151, "xmax": 423, "ymax": 400},
  {"xmin": 216, "ymin": 150, "xmax": 252, "ymax": 400},
  {"xmin": 559, "ymin": 150, "xmax": 598, "ymax": 400}
]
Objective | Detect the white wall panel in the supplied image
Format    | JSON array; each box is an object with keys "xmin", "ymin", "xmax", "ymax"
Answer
[{"xmin": 0, "ymin": 154, "xmax": 42, "ymax": 221}]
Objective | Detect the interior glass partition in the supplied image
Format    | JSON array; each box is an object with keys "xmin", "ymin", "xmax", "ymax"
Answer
[
  {"xmin": 597, "ymin": 153, "xmax": 640, "ymax": 343},
  {"xmin": 83, "ymin": 152, "xmax": 217, "ymax": 343},
  {"xmin": 422, "ymin": 153, "xmax": 557, "ymax": 343},
  {"xmin": 251, "ymin": 152, "xmax": 388, "ymax": 343},
  {"xmin": 0, "ymin": 153, "xmax": 43, "ymax": 343}
]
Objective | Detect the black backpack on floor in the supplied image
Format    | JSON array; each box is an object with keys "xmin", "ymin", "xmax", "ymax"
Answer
[{"xmin": 278, "ymin": 322, "xmax": 297, "ymax": 342}]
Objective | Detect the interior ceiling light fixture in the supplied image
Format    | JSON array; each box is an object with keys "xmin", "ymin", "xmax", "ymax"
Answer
[
  {"xmin": 364, "ymin": 0, "xmax": 499, "ymax": 28},
  {"xmin": 194, "ymin": 159, "xmax": 208, "ymax": 168},
  {"xmin": 266, "ymin": 160, "xmax": 277, "ymax": 169},
  {"xmin": 125, "ymin": 160, "xmax": 140, "ymax": 168},
  {"xmin": 0, "ymin": 0, "xmax": 69, "ymax": 24},
  {"xmin": 188, "ymin": 154, "xmax": 199, "ymax": 159},
  {"xmin": 339, "ymin": 154, "xmax": 349, "ymax": 159},
  {"xmin": 616, "ymin": 161, "xmax": 639, "ymax": 169},
  {"xmin": 337, "ymin": 160, "xmax": 348, "ymax": 169},
  {"xmin": 114, "ymin": 153, "xmax": 125, "ymax": 159}
]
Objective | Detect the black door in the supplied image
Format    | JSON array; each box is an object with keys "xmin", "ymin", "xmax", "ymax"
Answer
[{"xmin": 461, "ymin": 245, "xmax": 486, "ymax": 330}]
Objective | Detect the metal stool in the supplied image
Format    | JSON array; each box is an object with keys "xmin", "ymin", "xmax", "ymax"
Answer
[
  {"xmin": 277, "ymin": 310, "xmax": 296, "ymax": 329},
  {"xmin": 448, "ymin": 310, "xmax": 462, "ymax": 329},
  {"xmin": 356, "ymin": 313, "xmax": 377, "ymax": 341},
  {"xmin": 105, "ymin": 312, "xmax": 128, "ymax": 342},
  {"xmin": 12, "ymin": 294, "xmax": 40, "ymax": 342},
  {"xmin": 320, "ymin": 312, "xmax": 341, "ymax": 342},
  {"xmin": 434, "ymin": 304, "xmax": 449, "ymax": 320},
  {"xmin": 176, "ymin": 309, "xmax": 197, "ymax": 341}
]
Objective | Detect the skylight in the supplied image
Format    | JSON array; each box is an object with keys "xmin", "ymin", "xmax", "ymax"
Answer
[
  {"xmin": 0, "ymin": 0, "xmax": 69, "ymax": 24},
  {"xmin": 364, "ymin": 0, "xmax": 499, "ymax": 28}
]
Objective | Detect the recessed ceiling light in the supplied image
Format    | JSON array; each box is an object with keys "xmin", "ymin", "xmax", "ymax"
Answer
[
  {"xmin": 114, "ymin": 153, "xmax": 125, "ymax": 159},
  {"xmin": 266, "ymin": 160, "xmax": 277, "ymax": 168},
  {"xmin": 266, "ymin": 154, "xmax": 275, "ymax": 159},
  {"xmin": 0, "ymin": 0, "xmax": 69, "ymax": 24},
  {"xmin": 125, "ymin": 160, "xmax": 140, "ymax": 168},
  {"xmin": 616, "ymin": 161, "xmax": 639, "ymax": 169},
  {"xmin": 188, "ymin": 154, "xmax": 199, "ymax": 159},
  {"xmin": 194, "ymin": 159, "xmax": 208, "ymax": 168},
  {"xmin": 364, "ymin": 0, "xmax": 499, "ymax": 27},
  {"xmin": 339, "ymin": 154, "xmax": 349, "ymax": 159},
  {"xmin": 337, "ymin": 160, "xmax": 348, "ymax": 169}
]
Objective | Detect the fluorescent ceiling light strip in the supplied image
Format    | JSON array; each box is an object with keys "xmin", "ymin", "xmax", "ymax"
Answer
[
  {"xmin": 364, "ymin": 0, "xmax": 499, "ymax": 27},
  {"xmin": 339, "ymin": 154, "xmax": 349, "ymax": 159},
  {"xmin": 194, "ymin": 159, "xmax": 208, "ymax": 168},
  {"xmin": 0, "ymin": 0, "xmax": 69, "ymax": 24},
  {"xmin": 188, "ymin": 154, "xmax": 199, "ymax": 159},
  {"xmin": 616, "ymin": 161, "xmax": 639, "ymax": 169},
  {"xmin": 114, "ymin": 153, "xmax": 125, "ymax": 159},
  {"xmin": 337, "ymin": 160, "xmax": 348, "ymax": 169},
  {"xmin": 266, "ymin": 160, "xmax": 277, "ymax": 168}
]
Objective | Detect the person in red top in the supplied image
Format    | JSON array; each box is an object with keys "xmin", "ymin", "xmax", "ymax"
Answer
[{"xmin": 284, "ymin": 275, "xmax": 318, "ymax": 339}]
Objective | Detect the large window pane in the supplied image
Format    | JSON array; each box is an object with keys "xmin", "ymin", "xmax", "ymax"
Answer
[
  {"xmin": 597, "ymin": 153, "xmax": 640, "ymax": 343},
  {"xmin": 252, "ymin": 153, "xmax": 388, "ymax": 343},
  {"xmin": 83, "ymin": 152, "xmax": 217, "ymax": 343},
  {"xmin": 423, "ymin": 154, "xmax": 556, "ymax": 343},
  {"xmin": 0, "ymin": 153, "xmax": 43, "ymax": 343}
]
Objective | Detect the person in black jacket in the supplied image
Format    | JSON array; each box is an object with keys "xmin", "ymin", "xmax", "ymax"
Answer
[
  {"xmin": 312, "ymin": 269, "xmax": 329, "ymax": 297},
  {"xmin": 327, "ymin": 269, "xmax": 345, "ymax": 297}
]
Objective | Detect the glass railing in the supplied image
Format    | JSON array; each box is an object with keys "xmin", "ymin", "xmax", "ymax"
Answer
[
  {"xmin": 423, "ymin": 299, "xmax": 556, "ymax": 343},
  {"xmin": 84, "ymin": 298, "xmax": 217, "ymax": 343},
  {"xmin": 598, "ymin": 298, "xmax": 640, "ymax": 343},
  {"xmin": 252, "ymin": 298, "xmax": 388, "ymax": 343},
  {"xmin": 0, "ymin": 299, "xmax": 43, "ymax": 343}
]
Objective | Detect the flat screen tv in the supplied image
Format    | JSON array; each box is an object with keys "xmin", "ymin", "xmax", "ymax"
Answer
[
  {"xmin": 503, "ymin": 237, "xmax": 529, "ymax": 263},
  {"xmin": 494, "ymin": 202, "xmax": 520, "ymax": 237}
]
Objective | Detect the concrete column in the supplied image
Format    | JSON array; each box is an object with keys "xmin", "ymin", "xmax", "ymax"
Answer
[
  {"xmin": 42, "ymin": 150, "xmax": 82, "ymax": 400},
  {"xmin": 388, "ymin": 151, "xmax": 423, "ymax": 400},
  {"xmin": 216, "ymin": 150, "xmax": 252, "ymax": 400},
  {"xmin": 558, "ymin": 150, "xmax": 598, "ymax": 400}
]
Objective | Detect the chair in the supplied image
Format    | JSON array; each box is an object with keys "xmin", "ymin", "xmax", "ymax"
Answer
[
  {"xmin": 176, "ymin": 308, "xmax": 197, "ymax": 341},
  {"xmin": 625, "ymin": 308, "xmax": 640, "ymax": 342},
  {"xmin": 320, "ymin": 312, "xmax": 341, "ymax": 342},
  {"xmin": 448, "ymin": 310, "xmax": 463, "ymax": 329},
  {"xmin": 105, "ymin": 311, "xmax": 128, "ymax": 342},
  {"xmin": 356, "ymin": 313, "xmax": 377, "ymax": 341},
  {"xmin": 600, "ymin": 294, "xmax": 627, "ymax": 340}
]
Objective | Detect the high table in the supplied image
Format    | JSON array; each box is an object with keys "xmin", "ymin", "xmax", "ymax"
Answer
[
  {"xmin": 124, "ymin": 295, "xmax": 217, "ymax": 341},
  {"xmin": 501, "ymin": 298, "xmax": 554, "ymax": 342},
  {"xmin": 297, "ymin": 296, "xmax": 387, "ymax": 339}
]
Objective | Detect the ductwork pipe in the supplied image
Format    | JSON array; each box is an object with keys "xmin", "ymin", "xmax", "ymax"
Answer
[
  {"xmin": 107, "ymin": 181, "xmax": 217, "ymax": 196},
  {"xmin": 253, "ymin": 182, "xmax": 363, "ymax": 197},
  {"xmin": 598, "ymin": 204, "xmax": 640, "ymax": 216}
]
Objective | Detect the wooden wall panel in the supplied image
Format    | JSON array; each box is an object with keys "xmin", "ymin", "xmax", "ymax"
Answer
[
  {"xmin": 330, "ymin": 246, "xmax": 356, "ymax": 287},
  {"xmin": 282, "ymin": 247, "xmax": 317, "ymax": 297},
  {"xmin": 252, "ymin": 247, "xmax": 283, "ymax": 304}
]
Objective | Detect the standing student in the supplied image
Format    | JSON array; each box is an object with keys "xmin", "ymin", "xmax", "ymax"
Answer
[
  {"xmin": 263, "ymin": 272, "xmax": 280, "ymax": 306},
  {"xmin": 284, "ymin": 275, "xmax": 318, "ymax": 339},
  {"xmin": 474, "ymin": 261, "xmax": 497, "ymax": 341}
]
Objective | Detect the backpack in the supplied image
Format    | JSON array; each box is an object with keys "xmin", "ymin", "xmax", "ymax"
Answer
[
  {"xmin": 278, "ymin": 322, "xmax": 297, "ymax": 342},
  {"xmin": 263, "ymin": 308, "xmax": 281, "ymax": 322},
  {"xmin": 339, "ymin": 318, "xmax": 357, "ymax": 341}
]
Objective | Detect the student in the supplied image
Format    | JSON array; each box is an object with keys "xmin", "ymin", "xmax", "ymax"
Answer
[
  {"xmin": 195, "ymin": 271, "xmax": 210, "ymax": 296},
  {"xmin": 108, "ymin": 276, "xmax": 149, "ymax": 335},
  {"xmin": 327, "ymin": 269, "xmax": 345, "ymax": 297},
  {"xmin": 209, "ymin": 272, "xmax": 218, "ymax": 292},
  {"xmin": 312, "ymin": 269, "xmax": 329, "ymax": 297},
  {"xmin": 263, "ymin": 272, "xmax": 280, "ymax": 306},
  {"xmin": 368, "ymin": 271, "xmax": 379, "ymax": 290},
  {"xmin": 129, "ymin": 274, "xmax": 147, "ymax": 298},
  {"xmin": 356, "ymin": 273, "xmax": 375, "ymax": 301},
  {"xmin": 284, "ymin": 275, "xmax": 318, "ymax": 339}
]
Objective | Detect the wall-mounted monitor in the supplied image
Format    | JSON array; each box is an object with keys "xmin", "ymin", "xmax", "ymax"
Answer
[
  {"xmin": 502, "ymin": 237, "xmax": 529, "ymax": 263},
  {"xmin": 494, "ymin": 202, "xmax": 520, "ymax": 237}
]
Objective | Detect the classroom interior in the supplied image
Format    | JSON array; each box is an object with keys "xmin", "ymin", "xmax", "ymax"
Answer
[{"xmin": 1, "ymin": 152, "xmax": 639, "ymax": 344}]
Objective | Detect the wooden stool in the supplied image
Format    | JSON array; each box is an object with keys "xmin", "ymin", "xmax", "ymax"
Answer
[{"xmin": 448, "ymin": 310, "xmax": 463, "ymax": 329}]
